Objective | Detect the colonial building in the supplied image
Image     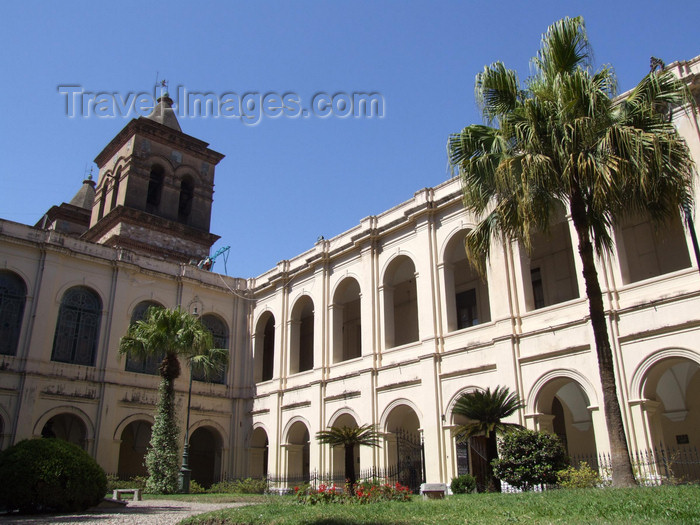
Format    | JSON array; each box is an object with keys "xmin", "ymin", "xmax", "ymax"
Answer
[{"xmin": 1, "ymin": 57, "xmax": 700, "ymax": 489}]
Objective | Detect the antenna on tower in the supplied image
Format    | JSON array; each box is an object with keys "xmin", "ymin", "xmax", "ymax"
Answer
[{"xmin": 154, "ymin": 72, "xmax": 168, "ymax": 99}]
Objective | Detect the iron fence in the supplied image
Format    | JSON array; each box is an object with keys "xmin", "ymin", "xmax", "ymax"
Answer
[{"xmin": 571, "ymin": 444, "xmax": 700, "ymax": 485}]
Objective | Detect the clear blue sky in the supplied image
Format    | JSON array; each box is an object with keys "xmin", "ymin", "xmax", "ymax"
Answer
[{"xmin": 1, "ymin": 1, "xmax": 698, "ymax": 277}]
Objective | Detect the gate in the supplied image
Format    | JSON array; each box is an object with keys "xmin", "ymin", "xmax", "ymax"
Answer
[{"xmin": 393, "ymin": 429, "xmax": 425, "ymax": 492}]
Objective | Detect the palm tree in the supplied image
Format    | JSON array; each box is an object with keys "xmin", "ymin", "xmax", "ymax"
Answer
[
  {"xmin": 119, "ymin": 306, "xmax": 228, "ymax": 494},
  {"xmin": 452, "ymin": 386, "xmax": 522, "ymax": 492},
  {"xmin": 316, "ymin": 424, "xmax": 381, "ymax": 493},
  {"xmin": 447, "ymin": 16, "xmax": 695, "ymax": 488}
]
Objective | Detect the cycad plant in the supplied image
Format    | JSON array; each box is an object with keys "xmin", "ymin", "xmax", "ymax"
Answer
[
  {"xmin": 119, "ymin": 306, "xmax": 228, "ymax": 493},
  {"xmin": 316, "ymin": 424, "xmax": 381, "ymax": 493},
  {"xmin": 452, "ymin": 386, "xmax": 523, "ymax": 492},
  {"xmin": 447, "ymin": 16, "xmax": 695, "ymax": 487}
]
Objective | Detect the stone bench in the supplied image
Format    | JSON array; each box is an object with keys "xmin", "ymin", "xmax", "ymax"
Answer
[
  {"xmin": 112, "ymin": 488, "xmax": 142, "ymax": 501},
  {"xmin": 420, "ymin": 483, "xmax": 447, "ymax": 499}
]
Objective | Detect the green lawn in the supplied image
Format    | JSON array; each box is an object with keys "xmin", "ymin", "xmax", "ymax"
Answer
[{"xmin": 179, "ymin": 486, "xmax": 700, "ymax": 524}]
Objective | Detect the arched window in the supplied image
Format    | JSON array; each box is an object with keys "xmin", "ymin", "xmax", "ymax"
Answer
[
  {"xmin": 193, "ymin": 314, "xmax": 228, "ymax": 384},
  {"xmin": 125, "ymin": 301, "xmax": 163, "ymax": 375},
  {"xmin": 97, "ymin": 179, "xmax": 109, "ymax": 220},
  {"xmin": 254, "ymin": 313, "xmax": 275, "ymax": 383},
  {"xmin": 146, "ymin": 165, "xmax": 164, "ymax": 213},
  {"xmin": 51, "ymin": 286, "xmax": 101, "ymax": 366},
  {"xmin": 0, "ymin": 270, "xmax": 27, "ymax": 356},
  {"xmin": 178, "ymin": 176, "xmax": 195, "ymax": 223},
  {"xmin": 290, "ymin": 296, "xmax": 314, "ymax": 374},
  {"xmin": 110, "ymin": 168, "xmax": 121, "ymax": 211}
]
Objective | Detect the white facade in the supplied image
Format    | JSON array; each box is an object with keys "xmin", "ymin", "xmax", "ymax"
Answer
[{"xmin": 1, "ymin": 57, "xmax": 700, "ymax": 489}]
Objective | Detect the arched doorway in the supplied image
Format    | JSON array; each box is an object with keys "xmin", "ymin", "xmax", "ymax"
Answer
[
  {"xmin": 249, "ymin": 427, "xmax": 269, "ymax": 479},
  {"xmin": 328, "ymin": 413, "xmax": 360, "ymax": 483},
  {"xmin": 384, "ymin": 403, "xmax": 423, "ymax": 492},
  {"xmin": 189, "ymin": 426, "xmax": 223, "ymax": 488},
  {"xmin": 639, "ymin": 356, "xmax": 700, "ymax": 482},
  {"xmin": 642, "ymin": 357, "xmax": 699, "ymax": 449},
  {"xmin": 118, "ymin": 420, "xmax": 152, "ymax": 479},
  {"xmin": 534, "ymin": 377, "xmax": 597, "ymax": 458},
  {"xmin": 41, "ymin": 413, "xmax": 87, "ymax": 449},
  {"xmin": 254, "ymin": 312, "xmax": 275, "ymax": 383},
  {"xmin": 285, "ymin": 421, "xmax": 310, "ymax": 483}
]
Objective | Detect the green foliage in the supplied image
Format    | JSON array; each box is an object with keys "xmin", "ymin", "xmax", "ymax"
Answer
[
  {"xmin": 450, "ymin": 474, "xmax": 476, "ymax": 494},
  {"xmin": 0, "ymin": 438, "xmax": 107, "ymax": 514},
  {"xmin": 452, "ymin": 386, "xmax": 523, "ymax": 442},
  {"xmin": 105, "ymin": 474, "xmax": 148, "ymax": 492},
  {"xmin": 189, "ymin": 480, "xmax": 207, "ymax": 494},
  {"xmin": 557, "ymin": 461, "xmax": 602, "ymax": 489},
  {"xmin": 452, "ymin": 386, "xmax": 523, "ymax": 491},
  {"xmin": 145, "ymin": 378, "xmax": 180, "ymax": 494},
  {"xmin": 448, "ymin": 16, "xmax": 694, "ymax": 488},
  {"xmin": 492, "ymin": 429, "xmax": 568, "ymax": 490},
  {"xmin": 119, "ymin": 307, "xmax": 229, "ymax": 495},
  {"xmin": 209, "ymin": 477, "xmax": 268, "ymax": 494},
  {"xmin": 294, "ymin": 481, "xmax": 412, "ymax": 505},
  {"xmin": 181, "ymin": 486, "xmax": 700, "ymax": 525}
]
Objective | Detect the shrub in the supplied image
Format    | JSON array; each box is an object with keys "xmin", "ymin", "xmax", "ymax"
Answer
[
  {"xmin": 492, "ymin": 429, "xmax": 568, "ymax": 490},
  {"xmin": 557, "ymin": 462, "xmax": 602, "ymax": 489},
  {"xmin": 0, "ymin": 438, "xmax": 107, "ymax": 514},
  {"xmin": 189, "ymin": 479, "xmax": 207, "ymax": 494},
  {"xmin": 209, "ymin": 477, "xmax": 268, "ymax": 494},
  {"xmin": 294, "ymin": 481, "xmax": 412, "ymax": 504},
  {"xmin": 450, "ymin": 474, "xmax": 476, "ymax": 494},
  {"xmin": 106, "ymin": 474, "xmax": 148, "ymax": 493}
]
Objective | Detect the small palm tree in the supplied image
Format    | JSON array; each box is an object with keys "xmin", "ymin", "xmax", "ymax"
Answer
[
  {"xmin": 119, "ymin": 306, "xmax": 228, "ymax": 494},
  {"xmin": 447, "ymin": 16, "xmax": 695, "ymax": 487},
  {"xmin": 452, "ymin": 386, "xmax": 523, "ymax": 492},
  {"xmin": 316, "ymin": 424, "xmax": 381, "ymax": 492}
]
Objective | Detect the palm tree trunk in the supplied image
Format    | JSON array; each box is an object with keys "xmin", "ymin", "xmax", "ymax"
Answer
[{"xmin": 569, "ymin": 186, "xmax": 636, "ymax": 488}]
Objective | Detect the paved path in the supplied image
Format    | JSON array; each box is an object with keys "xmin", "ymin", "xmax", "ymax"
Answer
[{"xmin": 0, "ymin": 499, "xmax": 249, "ymax": 525}]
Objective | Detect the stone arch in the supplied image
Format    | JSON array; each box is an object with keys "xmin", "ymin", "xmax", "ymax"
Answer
[
  {"xmin": 124, "ymin": 300, "xmax": 164, "ymax": 375},
  {"xmin": 519, "ymin": 206, "xmax": 579, "ymax": 310},
  {"xmin": 331, "ymin": 276, "xmax": 362, "ymax": 363},
  {"xmin": 34, "ymin": 406, "xmax": 94, "ymax": 450},
  {"xmin": 630, "ymin": 348, "xmax": 700, "ymax": 400},
  {"xmin": 0, "ymin": 269, "xmax": 28, "ymax": 357},
  {"xmin": 444, "ymin": 385, "xmax": 483, "ymax": 425},
  {"xmin": 112, "ymin": 412, "xmax": 155, "ymax": 441},
  {"xmin": 177, "ymin": 174, "xmax": 195, "ymax": 224},
  {"xmin": 289, "ymin": 295, "xmax": 314, "ymax": 374},
  {"xmin": 379, "ymin": 398, "xmax": 423, "ymax": 432},
  {"xmin": 631, "ymin": 349, "xmax": 700, "ymax": 454},
  {"xmin": 324, "ymin": 410, "xmax": 360, "ymax": 480},
  {"xmin": 441, "ymin": 228, "xmax": 491, "ymax": 331},
  {"xmin": 110, "ymin": 166, "xmax": 122, "ymax": 212},
  {"xmin": 51, "ymin": 285, "xmax": 103, "ymax": 366},
  {"xmin": 380, "ymin": 400, "xmax": 423, "ymax": 491},
  {"xmin": 526, "ymin": 369, "xmax": 599, "ymax": 414},
  {"xmin": 528, "ymin": 371, "xmax": 598, "ymax": 456},
  {"xmin": 381, "ymin": 254, "xmax": 419, "ymax": 349},
  {"xmin": 117, "ymin": 419, "xmax": 152, "ymax": 480},
  {"xmin": 327, "ymin": 407, "xmax": 363, "ymax": 427},
  {"xmin": 249, "ymin": 425, "xmax": 269, "ymax": 478},
  {"xmin": 254, "ymin": 310, "xmax": 275, "ymax": 382},
  {"xmin": 283, "ymin": 418, "xmax": 311, "ymax": 482},
  {"xmin": 189, "ymin": 423, "xmax": 225, "ymax": 487},
  {"xmin": 196, "ymin": 313, "xmax": 229, "ymax": 384}
]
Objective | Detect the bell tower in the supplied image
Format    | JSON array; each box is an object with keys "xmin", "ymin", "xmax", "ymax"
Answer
[{"xmin": 83, "ymin": 94, "xmax": 224, "ymax": 262}]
